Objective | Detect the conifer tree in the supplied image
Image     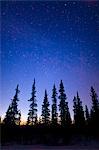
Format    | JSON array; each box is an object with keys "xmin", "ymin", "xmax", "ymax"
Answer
[
  {"xmin": 3, "ymin": 105, "xmax": 13, "ymax": 125},
  {"xmin": 65, "ymin": 102, "xmax": 72, "ymax": 127},
  {"xmin": 85, "ymin": 105, "xmax": 90, "ymax": 125},
  {"xmin": 4, "ymin": 85, "xmax": 21, "ymax": 125},
  {"xmin": 51, "ymin": 84, "xmax": 58, "ymax": 126},
  {"xmin": 41, "ymin": 90, "xmax": 50, "ymax": 125},
  {"xmin": 90, "ymin": 86, "xmax": 99, "ymax": 127},
  {"xmin": 59, "ymin": 80, "xmax": 66, "ymax": 126},
  {"xmin": 73, "ymin": 96, "xmax": 77, "ymax": 124},
  {"xmin": 27, "ymin": 79, "xmax": 37, "ymax": 125},
  {"xmin": 59, "ymin": 80, "xmax": 71, "ymax": 127},
  {"xmin": 73, "ymin": 92, "xmax": 85, "ymax": 128}
]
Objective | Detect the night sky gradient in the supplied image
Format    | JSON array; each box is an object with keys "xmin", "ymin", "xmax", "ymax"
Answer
[{"xmin": 1, "ymin": 1, "xmax": 99, "ymax": 122}]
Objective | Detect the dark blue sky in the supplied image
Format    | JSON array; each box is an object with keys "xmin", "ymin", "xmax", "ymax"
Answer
[{"xmin": 1, "ymin": 1, "xmax": 99, "ymax": 122}]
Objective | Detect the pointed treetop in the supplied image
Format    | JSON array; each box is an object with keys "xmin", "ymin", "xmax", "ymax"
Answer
[
  {"xmin": 34, "ymin": 78, "xmax": 35, "ymax": 84},
  {"xmin": 59, "ymin": 80, "xmax": 64, "ymax": 90},
  {"xmin": 4, "ymin": 85, "xmax": 21, "ymax": 125},
  {"xmin": 32, "ymin": 79, "xmax": 35, "ymax": 89},
  {"xmin": 45, "ymin": 89, "xmax": 47, "ymax": 95},
  {"xmin": 53, "ymin": 84, "xmax": 57, "ymax": 91},
  {"xmin": 77, "ymin": 91, "xmax": 79, "ymax": 98},
  {"xmin": 16, "ymin": 84, "xmax": 20, "ymax": 93},
  {"xmin": 60, "ymin": 80, "xmax": 63, "ymax": 84},
  {"xmin": 59, "ymin": 80, "xmax": 63, "ymax": 88}
]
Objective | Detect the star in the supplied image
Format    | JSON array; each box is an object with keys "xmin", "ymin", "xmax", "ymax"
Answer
[{"xmin": 64, "ymin": 3, "xmax": 67, "ymax": 7}]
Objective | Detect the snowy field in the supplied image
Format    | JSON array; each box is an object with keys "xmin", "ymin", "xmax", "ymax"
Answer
[{"xmin": 1, "ymin": 145, "xmax": 99, "ymax": 150}]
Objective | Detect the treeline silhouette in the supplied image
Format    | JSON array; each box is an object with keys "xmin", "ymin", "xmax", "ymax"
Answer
[{"xmin": 1, "ymin": 79, "xmax": 99, "ymax": 145}]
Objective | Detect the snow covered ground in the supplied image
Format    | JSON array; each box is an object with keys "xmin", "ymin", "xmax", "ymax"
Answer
[
  {"xmin": 1, "ymin": 145, "xmax": 99, "ymax": 150},
  {"xmin": 1, "ymin": 138, "xmax": 99, "ymax": 150}
]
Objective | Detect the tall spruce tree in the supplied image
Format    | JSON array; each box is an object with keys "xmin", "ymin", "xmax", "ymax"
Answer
[
  {"xmin": 90, "ymin": 86, "xmax": 99, "ymax": 127},
  {"xmin": 27, "ymin": 79, "xmax": 37, "ymax": 125},
  {"xmin": 3, "ymin": 85, "xmax": 21, "ymax": 125},
  {"xmin": 51, "ymin": 84, "xmax": 58, "ymax": 126},
  {"xmin": 41, "ymin": 90, "xmax": 50, "ymax": 125},
  {"xmin": 73, "ymin": 92, "xmax": 85, "ymax": 128},
  {"xmin": 59, "ymin": 80, "xmax": 71, "ymax": 127},
  {"xmin": 59, "ymin": 80, "xmax": 66, "ymax": 126}
]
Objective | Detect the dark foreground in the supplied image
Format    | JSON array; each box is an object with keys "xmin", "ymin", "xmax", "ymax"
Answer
[{"xmin": 1, "ymin": 124, "xmax": 99, "ymax": 150}]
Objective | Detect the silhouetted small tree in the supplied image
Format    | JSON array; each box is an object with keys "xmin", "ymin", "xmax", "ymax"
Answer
[
  {"xmin": 65, "ymin": 102, "xmax": 72, "ymax": 127},
  {"xmin": 59, "ymin": 80, "xmax": 71, "ymax": 127},
  {"xmin": 73, "ymin": 92, "xmax": 85, "ymax": 128},
  {"xmin": 27, "ymin": 79, "xmax": 37, "ymax": 125},
  {"xmin": 90, "ymin": 86, "xmax": 99, "ymax": 127},
  {"xmin": 3, "ymin": 85, "xmax": 21, "ymax": 125},
  {"xmin": 41, "ymin": 90, "xmax": 50, "ymax": 125},
  {"xmin": 51, "ymin": 84, "xmax": 58, "ymax": 126}
]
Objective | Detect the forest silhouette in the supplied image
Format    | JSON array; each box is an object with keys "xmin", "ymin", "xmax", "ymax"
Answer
[{"xmin": 1, "ymin": 79, "xmax": 99, "ymax": 145}]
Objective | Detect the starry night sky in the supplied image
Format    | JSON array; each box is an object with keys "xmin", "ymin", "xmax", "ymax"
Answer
[{"xmin": 1, "ymin": 1, "xmax": 99, "ymax": 122}]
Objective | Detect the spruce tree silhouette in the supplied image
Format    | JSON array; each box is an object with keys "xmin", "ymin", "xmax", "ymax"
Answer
[
  {"xmin": 59, "ymin": 80, "xmax": 71, "ymax": 127},
  {"xmin": 3, "ymin": 105, "xmax": 13, "ymax": 125},
  {"xmin": 51, "ymin": 84, "xmax": 58, "ymax": 126},
  {"xmin": 90, "ymin": 86, "xmax": 99, "ymax": 128},
  {"xmin": 27, "ymin": 79, "xmax": 37, "ymax": 125},
  {"xmin": 3, "ymin": 85, "xmax": 21, "ymax": 125},
  {"xmin": 85, "ymin": 105, "xmax": 90, "ymax": 126},
  {"xmin": 65, "ymin": 101, "xmax": 72, "ymax": 127},
  {"xmin": 41, "ymin": 90, "xmax": 50, "ymax": 125},
  {"xmin": 73, "ymin": 92, "xmax": 85, "ymax": 129}
]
